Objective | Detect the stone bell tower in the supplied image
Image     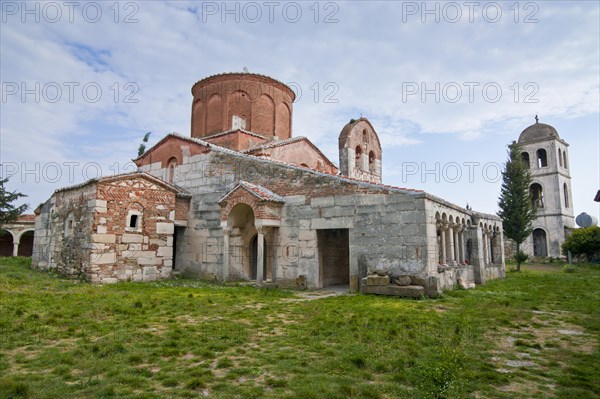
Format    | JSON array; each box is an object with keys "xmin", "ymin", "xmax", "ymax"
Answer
[
  {"xmin": 338, "ymin": 118, "xmax": 382, "ymax": 183},
  {"xmin": 517, "ymin": 116, "xmax": 575, "ymax": 257}
]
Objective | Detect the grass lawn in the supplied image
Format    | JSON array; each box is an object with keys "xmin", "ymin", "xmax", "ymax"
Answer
[{"xmin": 0, "ymin": 257, "xmax": 598, "ymax": 399}]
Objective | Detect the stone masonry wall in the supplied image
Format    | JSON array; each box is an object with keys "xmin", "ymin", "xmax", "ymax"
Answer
[{"xmin": 140, "ymin": 149, "xmax": 429, "ymax": 290}]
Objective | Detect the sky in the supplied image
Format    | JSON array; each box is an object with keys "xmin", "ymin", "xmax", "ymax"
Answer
[{"xmin": 1, "ymin": 0, "xmax": 599, "ymax": 221}]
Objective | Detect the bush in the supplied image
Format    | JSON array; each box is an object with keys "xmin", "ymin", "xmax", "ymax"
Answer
[
  {"xmin": 562, "ymin": 226, "xmax": 600, "ymax": 262},
  {"xmin": 514, "ymin": 250, "xmax": 528, "ymax": 264}
]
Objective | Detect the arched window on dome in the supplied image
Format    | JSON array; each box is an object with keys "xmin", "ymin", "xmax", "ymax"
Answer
[
  {"xmin": 355, "ymin": 146, "xmax": 362, "ymax": 170},
  {"xmin": 536, "ymin": 149, "xmax": 547, "ymax": 168},
  {"xmin": 521, "ymin": 152, "xmax": 530, "ymax": 169},
  {"xmin": 563, "ymin": 183, "xmax": 569, "ymax": 208},
  {"xmin": 530, "ymin": 183, "xmax": 544, "ymax": 208},
  {"xmin": 362, "ymin": 129, "xmax": 368, "ymax": 144},
  {"xmin": 166, "ymin": 157, "xmax": 178, "ymax": 184},
  {"xmin": 563, "ymin": 150, "xmax": 568, "ymax": 170}
]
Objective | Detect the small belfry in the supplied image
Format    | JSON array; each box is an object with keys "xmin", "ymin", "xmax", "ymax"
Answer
[
  {"xmin": 338, "ymin": 118, "xmax": 382, "ymax": 183},
  {"xmin": 517, "ymin": 116, "xmax": 575, "ymax": 257}
]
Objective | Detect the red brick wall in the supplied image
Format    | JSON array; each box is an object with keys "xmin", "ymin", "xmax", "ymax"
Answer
[
  {"xmin": 248, "ymin": 139, "xmax": 338, "ymax": 174},
  {"xmin": 191, "ymin": 73, "xmax": 294, "ymax": 140},
  {"xmin": 203, "ymin": 130, "xmax": 268, "ymax": 152},
  {"xmin": 175, "ymin": 197, "xmax": 190, "ymax": 220},
  {"xmin": 135, "ymin": 136, "xmax": 210, "ymax": 169}
]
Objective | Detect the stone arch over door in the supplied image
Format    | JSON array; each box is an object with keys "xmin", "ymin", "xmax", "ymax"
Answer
[
  {"xmin": 16, "ymin": 230, "xmax": 34, "ymax": 257},
  {"xmin": 532, "ymin": 228, "xmax": 548, "ymax": 257},
  {"xmin": 0, "ymin": 229, "xmax": 14, "ymax": 257},
  {"xmin": 226, "ymin": 202, "xmax": 257, "ymax": 280},
  {"xmin": 219, "ymin": 181, "xmax": 284, "ymax": 285}
]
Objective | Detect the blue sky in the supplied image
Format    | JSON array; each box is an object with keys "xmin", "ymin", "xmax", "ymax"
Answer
[{"xmin": 1, "ymin": 0, "xmax": 598, "ymax": 219}]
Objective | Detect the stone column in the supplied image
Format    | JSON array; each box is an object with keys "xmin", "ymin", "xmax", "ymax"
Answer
[
  {"xmin": 457, "ymin": 228, "xmax": 463, "ymax": 264},
  {"xmin": 448, "ymin": 225, "xmax": 455, "ymax": 265},
  {"xmin": 12, "ymin": 240, "xmax": 19, "ymax": 256},
  {"xmin": 452, "ymin": 225, "xmax": 460, "ymax": 265},
  {"xmin": 440, "ymin": 225, "xmax": 447, "ymax": 265},
  {"xmin": 256, "ymin": 227, "xmax": 265, "ymax": 285},
  {"xmin": 222, "ymin": 228, "xmax": 231, "ymax": 282},
  {"xmin": 482, "ymin": 231, "xmax": 489, "ymax": 265}
]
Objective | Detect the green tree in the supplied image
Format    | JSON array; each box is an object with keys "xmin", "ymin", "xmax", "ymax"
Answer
[
  {"xmin": 137, "ymin": 132, "xmax": 152, "ymax": 157},
  {"xmin": 497, "ymin": 142, "xmax": 537, "ymax": 271},
  {"xmin": 0, "ymin": 177, "xmax": 28, "ymax": 225},
  {"xmin": 562, "ymin": 226, "xmax": 600, "ymax": 262}
]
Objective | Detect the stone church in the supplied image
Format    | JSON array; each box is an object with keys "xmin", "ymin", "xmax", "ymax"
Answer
[
  {"xmin": 32, "ymin": 72, "xmax": 505, "ymax": 296},
  {"xmin": 516, "ymin": 118, "xmax": 575, "ymax": 258}
]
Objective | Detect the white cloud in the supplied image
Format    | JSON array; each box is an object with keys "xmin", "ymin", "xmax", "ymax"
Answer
[{"xmin": 0, "ymin": 0, "xmax": 598, "ymax": 218}]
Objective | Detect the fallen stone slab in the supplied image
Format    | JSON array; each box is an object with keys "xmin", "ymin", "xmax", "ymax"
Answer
[{"xmin": 361, "ymin": 284, "xmax": 425, "ymax": 298}]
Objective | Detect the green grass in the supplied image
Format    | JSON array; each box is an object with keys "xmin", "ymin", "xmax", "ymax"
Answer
[{"xmin": 1, "ymin": 257, "xmax": 598, "ymax": 398}]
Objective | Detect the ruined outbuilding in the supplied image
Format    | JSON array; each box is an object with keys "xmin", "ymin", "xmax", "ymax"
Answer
[{"xmin": 33, "ymin": 72, "xmax": 505, "ymax": 295}]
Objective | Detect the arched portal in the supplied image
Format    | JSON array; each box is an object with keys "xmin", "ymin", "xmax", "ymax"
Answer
[
  {"xmin": 17, "ymin": 230, "xmax": 34, "ymax": 257},
  {"xmin": 532, "ymin": 229, "xmax": 548, "ymax": 257},
  {"xmin": 0, "ymin": 230, "xmax": 14, "ymax": 257},
  {"xmin": 249, "ymin": 234, "xmax": 268, "ymax": 281},
  {"xmin": 227, "ymin": 203, "xmax": 257, "ymax": 280}
]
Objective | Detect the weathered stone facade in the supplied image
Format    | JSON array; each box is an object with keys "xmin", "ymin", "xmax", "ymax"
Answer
[
  {"xmin": 134, "ymin": 132, "xmax": 503, "ymax": 295},
  {"xmin": 32, "ymin": 173, "xmax": 189, "ymax": 283},
  {"xmin": 33, "ymin": 72, "xmax": 505, "ymax": 295}
]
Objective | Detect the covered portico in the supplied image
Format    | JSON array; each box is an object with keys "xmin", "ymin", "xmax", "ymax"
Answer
[{"xmin": 218, "ymin": 181, "xmax": 284, "ymax": 285}]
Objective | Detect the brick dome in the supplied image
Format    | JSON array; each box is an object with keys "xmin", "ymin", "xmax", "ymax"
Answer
[{"xmin": 191, "ymin": 73, "xmax": 295, "ymax": 141}]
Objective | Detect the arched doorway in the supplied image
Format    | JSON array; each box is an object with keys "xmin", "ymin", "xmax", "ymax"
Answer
[
  {"xmin": 250, "ymin": 234, "xmax": 267, "ymax": 281},
  {"xmin": 0, "ymin": 230, "xmax": 14, "ymax": 257},
  {"xmin": 532, "ymin": 229, "xmax": 547, "ymax": 257},
  {"xmin": 226, "ymin": 203, "xmax": 257, "ymax": 280},
  {"xmin": 17, "ymin": 231, "xmax": 34, "ymax": 257}
]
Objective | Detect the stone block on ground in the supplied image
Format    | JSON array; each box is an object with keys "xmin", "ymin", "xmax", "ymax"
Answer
[
  {"xmin": 366, "ymin": 274, "xmax": 390, "ymax": 286},
  {"xmin": 394, "ymin": 276, "xmax": 412, "ymax": 286}
]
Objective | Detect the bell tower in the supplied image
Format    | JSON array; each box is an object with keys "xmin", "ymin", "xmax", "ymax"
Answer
[
  {"xmin": 338, "ymin": 118, "xmax": 382, "ymax": 183},
  {"xmin": 517, "ymin": 116, "xmax": 575, "ymax": 257}
]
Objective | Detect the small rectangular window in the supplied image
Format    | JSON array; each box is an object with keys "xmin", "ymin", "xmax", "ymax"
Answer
[{"xmin": 129, "ymin": 215, "xmax": 138, "ymax": 228}]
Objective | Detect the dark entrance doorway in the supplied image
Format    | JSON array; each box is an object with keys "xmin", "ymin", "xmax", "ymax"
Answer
[
  {"xmin": 533, "ymin": 229, "xmax": 547, "ymax": 257},
  {"xmin": 0, "ymin": 230, "xmax": 13, "ymax": 257},
  {"xmin": 173, "ymin": 226, "xmax": 185, "ymax": 270},
  {"xmin": 250, "ymin": 234, "xmax": 267, "ymax": 281},
  {"xmin": 17, "ymin": 231, "xmax": 34, "ymax": 257},
  {"xmin": 317, "ymin": 229, "xmax": 349, "ymax": 287}
]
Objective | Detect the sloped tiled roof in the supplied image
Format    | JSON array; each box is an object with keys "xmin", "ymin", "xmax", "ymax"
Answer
[
  {"xmin": 219, "ymin": 181, "xmax": 285, "ymax": 204},
  {"xmin": 54, "ymin": 171, "xmax": 191, "ymax": 197},
  {"xmin": 243, "ymin": 136, "xmax": 338, "ymax": 170},
  {"xmin": 203, "ymin": 129, "xmax": 267, "ymax": 141}
]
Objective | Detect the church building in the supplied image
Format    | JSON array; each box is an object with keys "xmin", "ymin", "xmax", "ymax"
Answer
[
  {"xmin": 516, "ymin": 118, "xmax": 575, "ymax": 258},
  {"xmin": 32, "ymin": 72, "xmax": 505, "ymax": 296}
]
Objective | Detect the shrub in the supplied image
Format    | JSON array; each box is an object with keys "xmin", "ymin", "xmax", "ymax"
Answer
[
  {"xmin": 514, "ymin": 250, "xmax": 528, "ymax": 264},
  {"xmin": 562, "ymin": 226, "xmax": 600, "ymax": 262}
]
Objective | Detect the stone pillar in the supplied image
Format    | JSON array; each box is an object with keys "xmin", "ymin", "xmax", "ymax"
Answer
[
  {"xmin": 482, "ymin": 231, "xmax": 488, "ymax": 265},
  {"xmin": 457, "ymin": 228, "xmax": 463, "ymax": 264},
  {"xmin": 440, "ymin": 226, "xmax": 447, "ymax": 265},
  {"xmin": 256, "ymin": 227, "xmax": 264, "ymax": 285},
  {"xmin": 222, "ymin": 228, "xmax": 231, "ymax": 282},
  {"xmin": 448, "ymin": 225, "xmax": 455, "ymax": 265},
  {"xmin": 12, "ymin": 240, "xmax": 19, "ymax": 256},
  {"xmin": 453, "ymin": 229, "xmax": 459, "ymax": 265}
]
